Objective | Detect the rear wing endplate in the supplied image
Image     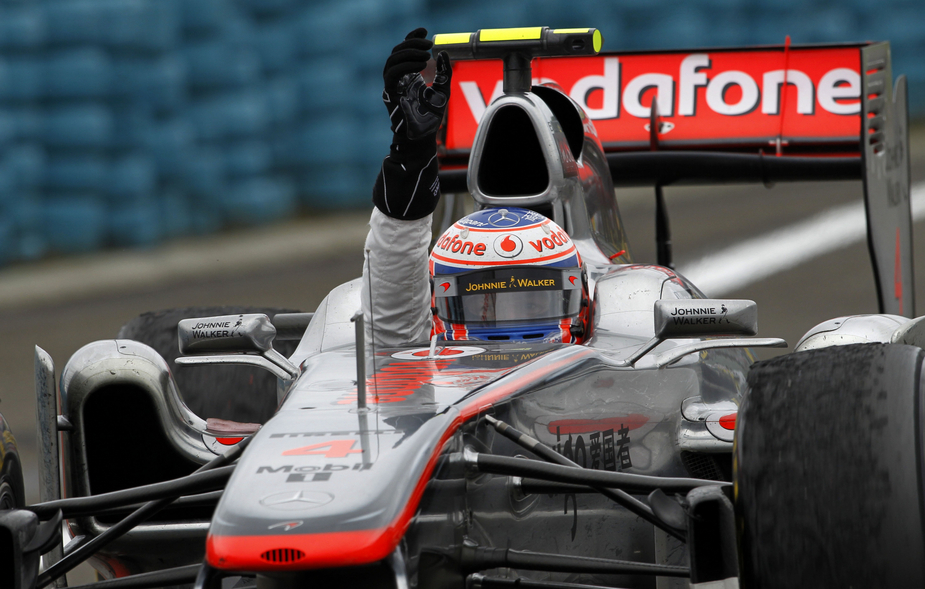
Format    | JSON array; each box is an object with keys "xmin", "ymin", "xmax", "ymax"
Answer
[
  {"xmin": 860, "ymin": 44, "xmax": 912, "ymax": 317},
  {"xmin": 436, "ymin": 41, "xmax": 913, "ymax": 316}
]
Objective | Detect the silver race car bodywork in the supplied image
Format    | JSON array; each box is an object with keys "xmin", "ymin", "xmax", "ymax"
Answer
[{"xmin": 0, "ymin": 27, "xmax": 920, "ymax": 589}]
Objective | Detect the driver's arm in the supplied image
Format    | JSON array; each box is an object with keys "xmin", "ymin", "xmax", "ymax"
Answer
[{"xmin": 361, "ymin": 29, "xmax": 452, "ymax": 347}]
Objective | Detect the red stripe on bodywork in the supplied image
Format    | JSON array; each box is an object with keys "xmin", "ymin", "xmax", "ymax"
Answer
[
  {"xmin": 458, "ymin": 348, "xmax": 595, "ymax": 420},
  {"xmin": 207, "ymin": 347, "xmax": 594, "ymax": 572},
  {"xmin": 206, "ymin": 527, "xmax": 401, "ymax": 571},
  {"xmin": 547, "ymin": 414, "xmax": 650, "ymax": 434}
]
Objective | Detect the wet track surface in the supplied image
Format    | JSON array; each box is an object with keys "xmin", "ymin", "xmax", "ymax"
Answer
[{"xmin": 1, "ymin": 128, "xmax": 922, "ymax": 583}]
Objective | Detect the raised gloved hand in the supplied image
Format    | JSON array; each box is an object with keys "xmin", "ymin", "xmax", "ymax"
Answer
[
  {"xmin": 382, "ymin": 28, "xmax": 452, "ymax": 142},
  {"xmin": 373, "ymin": 28, "xmax": 452, "ymax": 220}
]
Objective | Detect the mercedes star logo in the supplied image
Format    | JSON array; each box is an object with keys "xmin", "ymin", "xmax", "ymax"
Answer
[
  {"xmin": 488, "ymin": 209, "xmax": 520, "ymax": 227},
  {"xmin": 260, "ymin": 490, "xmax": 334, "ymax": 511}
]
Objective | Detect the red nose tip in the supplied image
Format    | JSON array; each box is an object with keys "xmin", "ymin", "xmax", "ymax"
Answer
[{"xmin": 500, "ymin": 235, "xmax": 517, "ymax": 252}]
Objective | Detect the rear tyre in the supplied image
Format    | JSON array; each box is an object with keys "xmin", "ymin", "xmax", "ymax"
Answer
[
  {"xmin": 118, "ymin": 306, "xmax": 300, "ymax": 424},
  {"xmin": 735, "ymin": 343, "xmax": 925, "ymax": 588}
]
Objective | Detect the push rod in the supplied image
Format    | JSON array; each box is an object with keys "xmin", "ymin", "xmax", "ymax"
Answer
[
  {"xmin": 27, "ymin": 467, "xmax": 233, "ymax": 519},
  {"xmin": 36, "ymin": 439, "xmax": 250, "ymax": 588},
  {"xmin": 92, "ymin": 490, "xmax": 223, "ymax": 520},
  {"xmin": 484, "ymin": 416, "xmax": 684, "ymax": 540},
  {"xmin": 66, "ymin": 564, "xmax": 201, "ymax": 589},
  {"xmin": 462, "ymin": 546, "xmax": 688, "ymax": 578},
  {"xmin": 466, "ymin": 449, "xmax": 726, "ymax": 494},
  {"xmin": 471, "ymin": 573, "xmax": 648, "ymax": 589}
]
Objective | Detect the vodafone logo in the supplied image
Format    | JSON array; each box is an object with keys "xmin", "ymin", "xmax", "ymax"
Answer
[
  {"xmin": 391, "ymin": 346, "xmax": 486, "ymax": 360},
  {"xmin": 493, "ymin": 234, "xmax": 523, "ymax": 258},
  {"xmin": 528, "ymin": 229, "xmax": 570, "ymax": 253},
  {"xmin": 446, "ymin": 47, "xmax": 866, "ymax": 152},
  {"xmin": 461, "ymin": 56, "xmax": 860, "ymax": 123}
]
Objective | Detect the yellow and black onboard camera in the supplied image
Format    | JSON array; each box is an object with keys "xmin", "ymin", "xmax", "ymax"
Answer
[{"xmin": 433, "ymin": 26, "xmax": 602, "ymax": 93}]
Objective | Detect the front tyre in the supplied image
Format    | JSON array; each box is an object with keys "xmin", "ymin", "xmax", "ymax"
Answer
[
  {"xmin": 735, "ymin": 343, "xmax": 925, "ymax": 588},
  {"xmin": 0, "ymin": 415, "xmax": 24, "ymax": 509}
]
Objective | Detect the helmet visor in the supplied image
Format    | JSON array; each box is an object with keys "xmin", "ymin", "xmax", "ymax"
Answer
[{"xmin": 434, "ymin": 266, "xmax": 582, "ymax": 325}]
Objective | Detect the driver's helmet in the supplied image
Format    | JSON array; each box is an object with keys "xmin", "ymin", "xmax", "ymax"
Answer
[{"xmin": 430, "ymin": 207, "xmax": 588, "ymax": 343}]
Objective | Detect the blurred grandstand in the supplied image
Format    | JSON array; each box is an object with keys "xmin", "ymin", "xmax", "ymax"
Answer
[{"xmin": 0, "ymin": 0, "xmax": 921, "ymax": 263}]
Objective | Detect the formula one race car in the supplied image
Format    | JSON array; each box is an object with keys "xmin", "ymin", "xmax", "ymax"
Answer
[{"xmin": 1, "ymin": 27, "xmax": 922, "ymax": 589}]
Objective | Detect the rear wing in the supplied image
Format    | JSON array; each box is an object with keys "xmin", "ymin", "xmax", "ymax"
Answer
[{"xmin": 437, "ymin": 42, "xmax": 913, "ymax": 316}]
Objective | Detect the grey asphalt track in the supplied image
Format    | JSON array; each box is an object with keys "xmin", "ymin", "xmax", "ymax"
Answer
[{"xmin": 1, "ymin": 126, "xmax": 922, "ymax": 584}]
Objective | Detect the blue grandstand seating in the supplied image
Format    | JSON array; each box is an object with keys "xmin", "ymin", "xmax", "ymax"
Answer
[{"xmin": 0, "ymin": 0, "xmax": 918, "ymax": 263}]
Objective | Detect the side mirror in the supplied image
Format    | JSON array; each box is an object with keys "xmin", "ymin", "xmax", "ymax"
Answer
[
  {"xmin": 175, "ymin": 314, "xmax": 299, "ymax": 380},
  {"xmin": 178, "ymin": 314, "xmax": 276, "ymax": 355},
  {"xmin": 620, "ymin": 299, "xmax": 786, "ymax": 367},
  {"xmin": 654, "ymin": 299, "xmax": 757, "ymax": 338}
]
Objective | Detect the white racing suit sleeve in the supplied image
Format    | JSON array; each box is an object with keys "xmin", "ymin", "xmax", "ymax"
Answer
[{"xmin": 361, "ymin": 207, "xmax": 433, "ymax": 347}]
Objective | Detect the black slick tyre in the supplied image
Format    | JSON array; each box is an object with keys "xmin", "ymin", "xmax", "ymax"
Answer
[
  {"xmin": 118, "ymin": 306, "xmax": 300, "ymax": 424},
  {"xmin": 0, "ymin": 456, "xmax": 23, "ymax": 511},
  {"xmin": 0, "ymin": 416, "xmax": 24, "ymax": 509},
  {"xmin": 735, "ymin": 343, "xmax": 925, "ymax": 588}
]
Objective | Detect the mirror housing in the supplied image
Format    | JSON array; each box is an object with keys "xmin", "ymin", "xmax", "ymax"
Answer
[
  {"xmin": 620, "ymin": 299, "xmax": 784, "ymax": 367},
  {"xmin": 176, "ymin": 314, "xmax": 299, "ymax": 380},
  {"xmin": 654, "ymin": 299, "xmax": 758, "ymax": 338},
  {"xmin": 178, "ymin": 314, "xmax": 276, "ymax": 355}
]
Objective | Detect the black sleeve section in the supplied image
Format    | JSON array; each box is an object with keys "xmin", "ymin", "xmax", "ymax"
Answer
[{"xmin": 372, "ymin": 138, "xmax": 440, "ymax": 221}]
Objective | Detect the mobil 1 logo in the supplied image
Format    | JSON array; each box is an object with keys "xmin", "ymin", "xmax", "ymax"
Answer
[{"xmin": 256, "ymin": 462, "xmax": 373, "ymax": 483}]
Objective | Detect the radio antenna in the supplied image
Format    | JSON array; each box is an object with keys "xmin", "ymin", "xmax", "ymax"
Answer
[
  {"xmin": 350, "ymin": 311, "xmax": 367, "ymax": 409},
  {"xmin": 365, "ymin": 248, "xmax": 378, "ymax": 401}
]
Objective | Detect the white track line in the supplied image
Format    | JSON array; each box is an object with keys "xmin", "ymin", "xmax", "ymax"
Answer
[{"xmin": 678, "ymin": 182, "xmax": 925, "ymax": 297}]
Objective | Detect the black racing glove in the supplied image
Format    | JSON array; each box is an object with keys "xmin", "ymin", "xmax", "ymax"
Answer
[{"xmin": 373, "ymin": 28, "xmax": 452, "ymax": 221}]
